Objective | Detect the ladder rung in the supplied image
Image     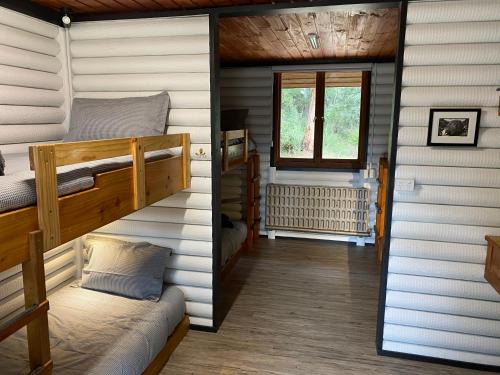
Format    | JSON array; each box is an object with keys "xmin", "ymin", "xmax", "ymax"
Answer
[
  {"xmin": 0, "ymin": 300, "xmax": 49, "ymax": 342},
  {"xmin": 29, "ymin": 360, "xmax": 53, "ymax": 375}
]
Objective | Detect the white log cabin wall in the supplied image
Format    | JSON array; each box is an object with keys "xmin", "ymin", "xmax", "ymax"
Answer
[
  {"xmin": 0, "ymin": 7, "xmax": 76, "ymax": 321},
  {"xmin": 68, "ymin": 16, "xmax": 214, "ymax": 327},
  {"xmin": 220, "ymin": 63, "xmax": 394, "ymax": 243},
  {"xmin": 382, "ymin": 0, "xmax": 500, "ymax": 366}
]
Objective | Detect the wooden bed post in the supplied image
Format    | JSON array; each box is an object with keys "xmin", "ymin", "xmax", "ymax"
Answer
[
  {"xmin": 181, "ymin": 133, "xmax": 191, "ymax": 189},
  {"xmin": 246, "ymin": 155, "xmax": 255, "ymax": 249},
  {"xmin": 30, "ymin": 145, "xmax": 61, "ymax": 251},
  {"xmin": 23, "ymin": 230, "xmax": 52, "ymax": 374},
  {"xmin": 131, "ymin": 137, "xmax": 146, "ymax": 210},
  {"xmin": 222, "ymin": 131, "xmax": 229, "ymax": 172},
  {"xmin": 253, "ymin": 154, "xmax": 261, "ymax": 242},
  {"xmin": 243, "ymin": 129, "xmax": 249, "ymax": 164}
]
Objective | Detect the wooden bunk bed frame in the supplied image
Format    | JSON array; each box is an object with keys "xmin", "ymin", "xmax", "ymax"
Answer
[
  {"xmin": 0, "ymin": 133, "xmax": 191, "ymax": 375},
  {"xmin": 220, "ymin": 129, "xmax": 260, "ymax": 280}
]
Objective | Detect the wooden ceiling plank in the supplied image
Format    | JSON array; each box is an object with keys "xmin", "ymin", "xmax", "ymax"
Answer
[
  {"xmin": 314, "ymin": 11, "xmax": 334, "ymax": 61},
  {"xmin": 331, "ymin": 11, "xmax": 349, "ymax": 59},
  {"xmin": 244, "ymin": 16, "xmax": 282, "ymax": 61},
  {"xmin": 279, "ymin": 14, "xmax": 314, "ymax": 60},
  {"xmin": 295, "ymin": 12, "xmax": 323, "ymax": 59},
  {"xmin": 248, "ymin": 16, "xmax": 295, "ymax": 61},
  {"xmin": 262, "ymin": 15, "xmax": 302, "ymax": 60}
]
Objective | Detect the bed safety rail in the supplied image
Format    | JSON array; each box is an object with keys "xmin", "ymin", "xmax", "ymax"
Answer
[
  {"xmin": 221, "ymin": 129, "xmax": 248, "ymax": 173},
  {"xmin": 0, "ymin": 231, "xmax": 52, "ymax": 375},
  {"xmin": 29, "ymin": 134, "xmax": 190, "ymax": 251}
]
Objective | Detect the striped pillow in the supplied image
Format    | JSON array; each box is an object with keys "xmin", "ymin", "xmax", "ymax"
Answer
[
  {"xmin": 64, "ymin": 92, "xmax": 170, "ymax": 142},
  {"xmin": 82, "ymin": 235, "xmax": 171, "ymax": 301}
]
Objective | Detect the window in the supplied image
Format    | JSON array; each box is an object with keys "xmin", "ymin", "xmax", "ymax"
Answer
[{"xmin": 273, "ymin": 70, "xmax": 370, "ymax": 169}]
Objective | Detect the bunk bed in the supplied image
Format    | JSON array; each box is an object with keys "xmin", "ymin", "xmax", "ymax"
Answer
[
  {"xmin": 0, "ymin": 133, "xmax": 191, "ymax": 374},
  {"xmin": 220, "ymin": 129, "xmax": 260, "ymax": 280}
]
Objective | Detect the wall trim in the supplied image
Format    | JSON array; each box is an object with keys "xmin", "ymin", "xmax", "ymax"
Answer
[
  {"xmin": 69, "ymin": 1, "xmax": 399, "ymax": 23},
  {"xmin": 209, "ymin": 13, "xmax": 222, "ymax": 332},
  {"xmin": 375, "ymin": 0, "xmax": 407, "ymax": 350},
  {"xmin": 379, "ymin": 349, "xmax": 500, "ymax": 373},
  {"xmin": 224, "ymin": 57, "xmax": 395, "ymax": 69},
  {"xmin": 0, "ymin": 0, "xmax": 60, "ymax": 25}
]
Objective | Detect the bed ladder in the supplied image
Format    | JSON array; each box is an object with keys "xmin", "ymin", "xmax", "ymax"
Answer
[{"xmin": 0, "ymin": 230, "xmax": 52, "ymax": 374}]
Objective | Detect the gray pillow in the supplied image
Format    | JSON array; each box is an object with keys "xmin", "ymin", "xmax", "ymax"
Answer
[
  {"xmin": 0, "ymin": 151, "xmax": 4, "ymax": 176},
  {"xmin": 64, "ymin": 92, "xmax": 170, "ymax": 142},
  {"xmin": 81, "ymin": 235, "xmax": 172, "ymax": 301}
]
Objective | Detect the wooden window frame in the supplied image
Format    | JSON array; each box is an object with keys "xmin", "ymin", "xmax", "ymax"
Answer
[{"xmin": 272, "ymin": 70, "xmax": 371, "ymax": 170}]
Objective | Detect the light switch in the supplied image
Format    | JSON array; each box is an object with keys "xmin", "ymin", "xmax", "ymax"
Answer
[{"xmin": 395, "ymin": 178, "xmax": 415, "ymax": 192}]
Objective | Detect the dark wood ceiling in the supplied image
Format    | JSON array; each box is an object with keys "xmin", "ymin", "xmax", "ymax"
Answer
[
  {"xmin": 219, "ymin": 8, "xmax": 399, "ymax": 65},
  {"xmin": 31, "ymin": 0, "xmax": 302, "ymax": 14}
]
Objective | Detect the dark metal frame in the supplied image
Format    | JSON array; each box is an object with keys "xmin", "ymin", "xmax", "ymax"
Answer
[
  {"xmin": 209, "ymin": 12, "xmax": 223, "ymax": 333},
  {"xmin": 272, "ymin": 70, "xmax": 371, "ymax": 170},
  {"xmin": 7, "ymin": 0, "xmax": 500, "ymax": 371}
]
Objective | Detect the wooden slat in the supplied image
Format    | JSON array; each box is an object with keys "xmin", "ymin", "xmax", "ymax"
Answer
[
  {"xmin": 132, "ymin": 138, "xmax": 146, "ymax": 210},
  {"xmin": 0, "ymin": 300, "xmax": 49, "ymax": 343},
  {"xmin": 23, "ymin": 231, "xmax": 51, "ymax": 373},
  {"xmin": 30, "ymin": 138, "xmax": 131, "ymax": 169},
  {"xmin": 143, "ymin": 134, "xmax": 182, "ymax": 153},
  {"xmin": 181, "ymin": 133, "xmax": 191, "ymax": 189},
  {"xmin": 145, "ymin": 157, "xmax": 184, "ymax": 205},
  {"xmin": 222, "ymin": 131, "xmax": 229, "ymax": 172},
  {"xmin": 0, "ymin": 207, "xmax": 35, "ymax": 273},
  {"xmin": 31, "ymin": 146, "xmax": 60, "ymax": 250},
  {"xmin": 243, "ymin": 129, "xmax": 249, "ymax": 163},
  {"xmin": 226, "ymin": 129, "xmax": 246, "ymax": 141},
  {"xmin": 29, "ymin": 135, "xmax": 184, "ymax": 169},
  {"xmin": 485, "ymin": 236, "xmax": 500, "ymax": 295}
]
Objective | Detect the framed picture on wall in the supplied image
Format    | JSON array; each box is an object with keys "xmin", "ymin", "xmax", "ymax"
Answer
[{"xmin": 427, "ymin": 108, "xmax": 481, "ymax": 146}]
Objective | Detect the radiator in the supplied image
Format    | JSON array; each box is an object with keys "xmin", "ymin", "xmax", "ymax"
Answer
[{"xmin": 265, "ymin": 184, "xmax": 371, "ymax": 236}]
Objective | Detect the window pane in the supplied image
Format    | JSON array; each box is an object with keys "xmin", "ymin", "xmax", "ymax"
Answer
[
  {"xmin": 279, "ymin": 72, "xmax": 316, "ymax": 159},
  {"xmin": 322, "ymin": 72, "xmax": 362, "ymax": 160}
]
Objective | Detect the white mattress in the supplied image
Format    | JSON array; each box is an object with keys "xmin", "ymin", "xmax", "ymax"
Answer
[
  {"xmin": 221, "ymin": 220, "xmax": 247, "ymax": 266},
  {"xmin": 0, "ymin": 283, "xmax": 185, "ymax": 375}
]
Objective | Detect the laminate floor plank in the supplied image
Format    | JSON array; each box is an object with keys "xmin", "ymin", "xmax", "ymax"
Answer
[{"xmin": 162, "ymin": 238, "xmax": 489, "ymax": 375}]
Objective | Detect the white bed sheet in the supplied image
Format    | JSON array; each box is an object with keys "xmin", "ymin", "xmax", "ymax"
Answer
[{"xmin": 0, "ymin": 284, "xmax": 185, "ymax": 375}]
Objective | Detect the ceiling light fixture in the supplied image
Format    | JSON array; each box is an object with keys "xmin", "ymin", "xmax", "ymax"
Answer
[
  {"xmin": 308, "ymin": 33, "xmax": 320, "ymax": 49},
  {"xmin": 61, "ymin": 8, "xmax": 72, "ymax": 28}
]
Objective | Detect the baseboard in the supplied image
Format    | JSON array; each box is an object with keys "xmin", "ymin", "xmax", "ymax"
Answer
[
  {"xmin": 189, "ymin": 324, "xmax": 218, "ymax": 333},
  {"xmin": 379, "ymin": 348, "xmax": 500, "ymax": 373},
  {"xmin": 262, "ymin": 229, "xmax": 375, "ymax": 245}
]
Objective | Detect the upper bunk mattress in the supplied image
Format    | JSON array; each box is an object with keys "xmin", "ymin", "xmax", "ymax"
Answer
[
  {"xmin": 0, "ymin": 283, "xmax": 185, "ymax": 375},
  {"xmin": 0, "ymin": 151, "xmax": 173, "ymax": 214}
]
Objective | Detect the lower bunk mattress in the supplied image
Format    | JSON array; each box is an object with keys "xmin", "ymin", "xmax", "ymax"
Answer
[
  {"xmin": 0, "ymin": 283, "xmax": 185, "ymax": 375},
  {"xmin": 221, "ymin": 220, "xmax": 247, "ymax": 266}
]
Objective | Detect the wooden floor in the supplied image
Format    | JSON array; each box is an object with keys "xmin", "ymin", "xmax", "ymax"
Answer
[{"xmin": 163, "ymin": 238, "xmax": 489, "ymax": 375}]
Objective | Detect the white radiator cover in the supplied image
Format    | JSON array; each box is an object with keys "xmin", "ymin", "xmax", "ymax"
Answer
[{"xmin": 266, "ymin": 184, "xmax": 370, "ymax": 235}]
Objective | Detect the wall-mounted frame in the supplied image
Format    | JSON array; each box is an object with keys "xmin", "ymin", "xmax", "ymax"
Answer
[{"xmin": 427, "ymin": 108, "xmax": 481, "ymax": 147}]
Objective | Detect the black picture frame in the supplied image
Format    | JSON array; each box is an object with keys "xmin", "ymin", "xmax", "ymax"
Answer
[{"xmin": 427, "ymin": 108, "xmax": 481, "ymax": 147}]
